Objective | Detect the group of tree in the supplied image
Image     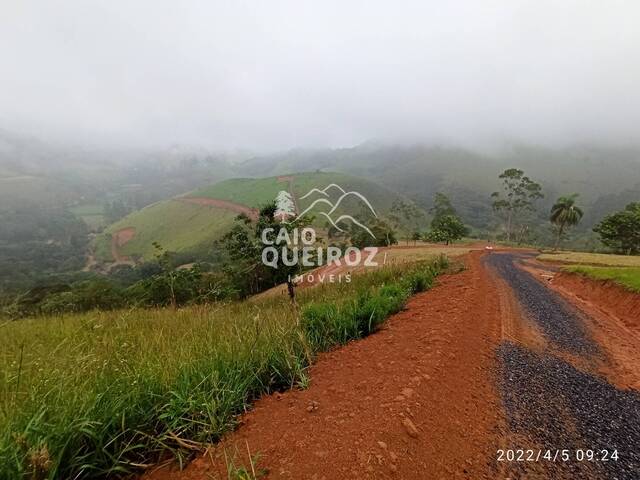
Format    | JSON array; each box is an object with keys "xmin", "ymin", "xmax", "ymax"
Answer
[
  {"xmin": 593, "ymin": 202, "xmax": 640, "ymax": 254},
  {"xmin": 0, "ymin": 206, "xmax": 88, "ymax": 292},
  {"xmin": 423, "ymin": 192, "xmax": 469, "ymax": 244},
  {"xmin": 488, "ymin": 167, "xmax": 640, "ymax": 254},
  {"xmin": 1, "ymin": 246, "xmax": 233, "ymax": 319},
  {"xmin": 221, "ymin": 202, "xmax": 314, "ymax": 303},
  {"xmin": 491, "ymin": 168, "xmax": 544, "ymax": 243}
]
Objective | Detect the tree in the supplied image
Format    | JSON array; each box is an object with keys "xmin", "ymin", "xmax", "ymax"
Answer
[
  {"xmin": 389, "ymin": 199, "xmax": 425, "ymax": 245},
  {"xmin": 350, "ymin": 219, "xmax": 397, "ymax": 249},
  {"xmin": 222, "ymin": 202, "xmax": 312, "ymax": 304},
  {"xmin": 593, "ymin": 202, "xmax": 640, "ymax": 255},
  {"xmin": 425, "ymin": 214, "xmax": 468, "ymax": 245},
  {"xmin": 491, "ymin": 168, "xmax": 543, "ymax": 241},
  {"xmin": 430, "ymin": 192, "xmax": 457, "ymax": 220},
  {"xmin": 550, "ymin": 194, "xmax": 584, "ymax": 250}
]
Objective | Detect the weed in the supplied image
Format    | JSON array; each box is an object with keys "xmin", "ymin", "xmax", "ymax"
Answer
[{"xmin": 0, "ymin": 258, "xmax": 447, "ymax": 479}]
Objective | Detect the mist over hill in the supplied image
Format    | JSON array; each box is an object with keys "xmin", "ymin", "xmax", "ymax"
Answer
[
  {"xmin": 236, "ymin": 142, "xmax": 640, "ymax": 231},
  {"xmin": 2, "ymin": 129, "xmax": 639, "ymax": 232}
]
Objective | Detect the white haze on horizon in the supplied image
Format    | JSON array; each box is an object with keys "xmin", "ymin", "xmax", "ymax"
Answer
[{"xmin": 1, "ymin": 1, "xmax": 640, "ymax": 152}]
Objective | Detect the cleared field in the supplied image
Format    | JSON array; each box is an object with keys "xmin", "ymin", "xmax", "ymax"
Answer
[
  {"xmin": 564, "ymin": 265, "xmax": 640, "ymax": 293},
  {"xmin": 70, "ymin": 204, "xmax": 105, "ymax": 231},
  {"xmin": 95, "ymin": 200, "xmax": 238, "ymax": 261},
  {"xmin": 374, "ymin": 244, "xmax": 471, "ymax": 264},
  {"xmin": 0, "ymin": 256, "xmax": 448, "ymax": 479},
  {"xmin": 190, "ymin": 177, "xmax": 284, "ymax": 208},
  {"xmin": 538, "ymin": 251, "xmax": 640, "ymax": 267}
]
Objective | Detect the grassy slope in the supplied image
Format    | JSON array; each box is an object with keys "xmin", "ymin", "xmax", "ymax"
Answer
[
  {"xmin": 191, "ymin": 176, "xmax": 284, "ymax": 207},
  {"xmin": 96, "ymin": 172, "xmax": 424, "ymax": 262},
  {"xmin": 98, "ymin": 201, "xmax": 238, "ymax": 261},
  {"xmin": 0, "ymin": 256, "xmax": 448, "ymax": 479},
  {"xmin": 538, "ymin": 251, "xmax": 640, "ymax": 267},
  {"xmin": 564, "ymin": 265, "xmax": 640, "ymax": 293}
]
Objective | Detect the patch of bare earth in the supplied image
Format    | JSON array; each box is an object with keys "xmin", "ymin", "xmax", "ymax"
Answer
[
  {"xmin": 143, "ymin": 252, "xmax": 503, "ymax": 479},
  {"xmin": 110, "ymin": 227, "xmax": 136, "ymax": 264}
]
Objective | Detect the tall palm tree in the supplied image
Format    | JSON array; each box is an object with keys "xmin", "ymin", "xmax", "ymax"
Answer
[{"xmin": 550, "ymin": 193, "xmax": 584, "ymax": 250}]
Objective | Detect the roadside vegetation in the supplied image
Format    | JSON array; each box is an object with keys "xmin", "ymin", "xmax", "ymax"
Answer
[
  {"xmin": 0, "ymin": 255, "xmax": 449, "ymax": 479},
  {"xmin": 564, "ymin": 265, "xmax": 640, "ymax": 293}
]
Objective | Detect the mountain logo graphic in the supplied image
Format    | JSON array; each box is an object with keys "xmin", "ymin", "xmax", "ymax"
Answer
[{"xmin": 278, "ymin": 183, "xmax": 378, "ymax": 238}]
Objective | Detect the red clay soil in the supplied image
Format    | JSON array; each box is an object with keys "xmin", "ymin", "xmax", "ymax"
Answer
[
  {"xmin": 178, "ymin": 197, "xmax": 259, "ymax": 220},
  {"xmin": 111, "ymin": 227, "xmax": 136, "ymax": 263},
  {"xmin": 143, "ymin": 252, "xmax": 503, "ymax": 480},
  {"xmin": 552, "ymin": 272, "xmax": 640, "ymax": 332}
]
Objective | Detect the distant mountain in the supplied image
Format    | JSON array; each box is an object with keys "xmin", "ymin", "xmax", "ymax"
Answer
[{"xmin": 237, "ymin": 143, "xmax": 640, "ymax": 231}]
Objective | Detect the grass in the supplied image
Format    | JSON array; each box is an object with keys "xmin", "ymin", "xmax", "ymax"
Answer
[
  {"xmin": 95, "ymin": 201, "xmax": 238, "ymax": 261},
  {"xmin": 191, "ymin": 177, "xmax": 284, "ymax": 208},
  {"xmin": 70, "ymin": 204, "xmax": 106, "ymax": 231},
  {"xmin": 538, "ymin": 251, "xmax": 640, "ymax": 267},
  {"xmin": 564, "ymin": 266, "xmax": 640, "ymax": 293},
  {"xmin": 0, "ymin": 255, "xmax": 449, "ymax": 479}
]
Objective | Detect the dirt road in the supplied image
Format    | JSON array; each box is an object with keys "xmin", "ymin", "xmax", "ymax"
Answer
[
  {"xmin": 487, "ymin": 252, "xmax": 640, "ymax": 479},
  {"xmin": 145, "ymin": 250, "xmax": 640, "ymax": 480}
]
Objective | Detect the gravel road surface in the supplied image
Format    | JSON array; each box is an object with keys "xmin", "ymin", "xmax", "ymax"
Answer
[{"xmin": 488, "ymin": 253, "xmax": 640, "ymax": 480}]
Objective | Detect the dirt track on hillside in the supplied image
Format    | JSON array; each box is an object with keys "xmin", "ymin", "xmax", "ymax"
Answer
[
  {"xmin": 178, "ymin": 197, "xmax": 259, "ymax": 220},
  {"xmin": 144, "ymin": 250, "xmax": 640, "ymax": 480}
]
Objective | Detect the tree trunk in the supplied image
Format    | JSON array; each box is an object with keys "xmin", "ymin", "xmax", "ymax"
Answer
[
  {"xmin": 287, "ymin": 279, "xmax": 298, "ymax": 305},
  {"xmin": 169, "ymin": 279, "xmax": 177, "ymax": 310},
  {"xmin": 554, "ymin": 224, "xmax": 564, "ymax": 251}
]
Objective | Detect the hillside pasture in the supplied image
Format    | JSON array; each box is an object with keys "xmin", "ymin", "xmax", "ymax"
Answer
[
  {"xmin": 94, "ymin": 172, "xmax": 430, "ymax": 263},
  {"xmin": 96, "ymin": 200, "xmax": 237, "ymax": 261}
]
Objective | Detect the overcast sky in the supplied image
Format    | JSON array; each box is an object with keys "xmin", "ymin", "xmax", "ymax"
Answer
[{"xmin": 1, "ymin": 1, "xmax": 639, "ymax": 150}]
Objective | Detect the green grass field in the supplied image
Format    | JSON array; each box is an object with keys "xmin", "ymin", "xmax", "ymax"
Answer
[
  {"xmin": 538, "ymin": 251, "xmax": 640, "ymax": 267},
  {"xmin": 0, "ymin": 256, "xmax": 448, "ymax": 479},
  {"xmin": 191, "ymin": 177, "xmax": 284, "ymax": 207},
  {"xmin": 95, "ymin": 201, "xmax": 238, "ymax": 262},
  {"xmin": 564, "ymin": 265, "xmax": 640, "ymax": 293}
]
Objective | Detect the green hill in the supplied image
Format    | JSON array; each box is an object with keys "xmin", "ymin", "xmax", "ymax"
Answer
[{"xmin": 95, "ymin": 172, "xmax": 422, "ymax": 263}]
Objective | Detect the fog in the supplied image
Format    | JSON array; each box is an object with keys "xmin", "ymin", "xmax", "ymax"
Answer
[{"xmin": 1, "ymin": 0, "xmax": 640, "ymax": 150}]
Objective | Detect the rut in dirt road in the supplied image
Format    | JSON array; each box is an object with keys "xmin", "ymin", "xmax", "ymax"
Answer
[{"xmin": 487, "ymin": 253, "xmax": 640, "ymax": 480}]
